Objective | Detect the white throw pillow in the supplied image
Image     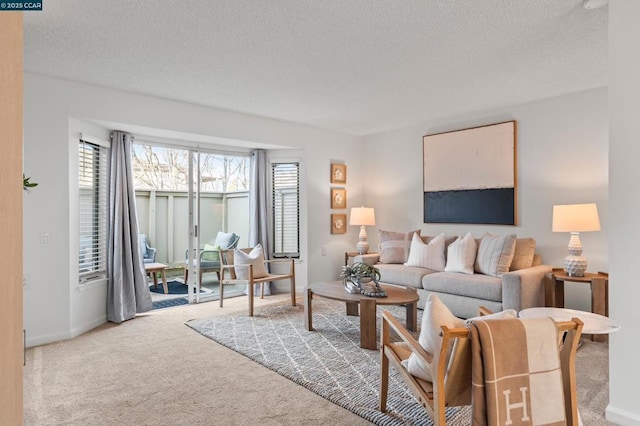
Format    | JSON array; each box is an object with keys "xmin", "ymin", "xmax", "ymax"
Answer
[
  {"xmin": 233, "ymin": 244, "xmax": 268, "ymax": 280},
  {"xmin": 404, "ymin": 233, "xmax": 445, "ymax": 271},
  {"xmin": 444, "ymin": 232, "xmax": 477, "ymax": 274},
  {"xmin": 474, "ymin": 233, "xmax": 517, "ymax": 277},
  {"xmin": 403, "ymin": 294, "xmax": 464, "ymax": 382}
]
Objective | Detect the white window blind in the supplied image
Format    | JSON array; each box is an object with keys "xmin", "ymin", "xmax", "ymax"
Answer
[
  {"xmin": 272, "ymin": 162, "xmax": 300, "ymax": 258},
  {"xmin": 79, "ymin": 139, "xmax": 109, "ymax": 282}
]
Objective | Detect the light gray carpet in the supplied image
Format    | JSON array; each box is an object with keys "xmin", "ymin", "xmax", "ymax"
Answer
[
  {"xmin": 24, "ymin": 294, "xmax": 371, "ymax": 426},
  {"xmin": 187, "ymin": 298, "xmax": 613, "ymax": 426}
]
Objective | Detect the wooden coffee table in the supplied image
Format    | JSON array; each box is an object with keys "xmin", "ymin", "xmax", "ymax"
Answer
[
  {"xmin": 305, "ymin": 281, "xmax": 419, "ymax": 350},
  {"xmin": 144, "ymin": 262, "xmax": 169, "ymax": 294}
]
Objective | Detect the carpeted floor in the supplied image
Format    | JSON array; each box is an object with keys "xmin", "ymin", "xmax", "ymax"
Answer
[
  {"xmin": 24, "ymin": 294, "xmax": 372, "ymax": 425},
  {"xmin": 187, "ymin": 298, "xmax": 613, "ymax": 425}
]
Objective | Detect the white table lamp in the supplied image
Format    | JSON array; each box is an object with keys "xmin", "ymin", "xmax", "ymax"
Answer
[
  {"xmin": 552, "ymin": 203, "xmax": 601, "ymax": 277},
  {"xmin": 350, "ymin": 207, "xmax": 376, "ymax": 255}
]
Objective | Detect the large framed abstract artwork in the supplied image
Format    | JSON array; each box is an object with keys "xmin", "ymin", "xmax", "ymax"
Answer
[{"xmin": 423, "ymin": 120, "xmax": 517, "ymax": 225}]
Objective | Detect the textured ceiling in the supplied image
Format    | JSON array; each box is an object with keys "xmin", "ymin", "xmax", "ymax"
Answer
[{"xmin": 23, "ymin": 0, "xmax": 608, "ymax": 136}]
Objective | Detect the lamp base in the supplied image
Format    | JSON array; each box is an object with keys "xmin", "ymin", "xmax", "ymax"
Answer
[
  {"xmin": 356, "ymin": 241, "xmax": 369, "ymax": 255},
  {"xmin": 356, "ymin": 225, "xmax": 369, "ymax": 254},
  {"xmin": 564, "ymin": 255, "xmax": 587, "ymax": 277}
]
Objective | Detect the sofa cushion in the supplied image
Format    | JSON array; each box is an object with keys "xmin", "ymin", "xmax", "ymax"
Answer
[
  {"xmin": 403, "ymin": 294, "xmax": 464, "ymax": 382},
  {"xmin": 376, "ymin": 263, "xmax": 437, "ymax": 289},
  {"xmin": 474, "ymin": 233, "xmax": 517, "ymax": 277},
  {"xmin": 444, "ymin": 232, "xmax": 477, "ymax": 274},
  {"xmin": 422, "ymin": 272, "xmax": 502, "ymax": 302},
  {"xmin": 510, "ymin": 238, "xmax": 536, "ymax": 271},
  {"xmin": 379, "ymin": 229, "xmax": 421, "ymax": 264},
  {"xmin": 405, "ymin": 233, "xmax": 445, "ymax": 271}
]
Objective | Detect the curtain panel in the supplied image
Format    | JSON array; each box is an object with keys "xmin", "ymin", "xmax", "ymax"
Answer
[{"xmin": 107, "ymin": 131, "xmax": 152, "ymax": 323}]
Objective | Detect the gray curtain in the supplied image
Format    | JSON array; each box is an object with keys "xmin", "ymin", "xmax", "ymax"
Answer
[
  {"xmin": 107, "ymin": 131, "xmax": 152, "ymax": 323},
  {"xmin": 249, "ymin": 149, "xmax": 271, "ymax": 296}
]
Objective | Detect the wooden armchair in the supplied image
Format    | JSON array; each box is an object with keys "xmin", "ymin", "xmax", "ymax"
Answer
[
  {"xmin": 379, "ymin": 308, "xmax": 584, "ymax": 425},
  {"xmin": 219, "ymin": 248, "xmax": 296, "ymax": 316}
]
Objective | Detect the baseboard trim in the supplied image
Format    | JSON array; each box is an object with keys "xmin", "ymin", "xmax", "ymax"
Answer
[
  {"xmin": 25, "ymin": 330, "xmax": 72, "ymax": 348},
  {"xmin": 26, "ymin": 316, "xmax": 107, "ymax": 348},
  {"xmin": 607, "ymin": 404, "xmax": 640, "ymax": 425},
  {"xmin": 70, "ymin": 316, "xmax": 107, "ymax": 339}
]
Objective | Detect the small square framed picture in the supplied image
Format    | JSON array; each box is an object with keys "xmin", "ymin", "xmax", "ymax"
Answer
[
  {"xmin": 330, "ymin": 163, "xmax": 347, "ymax": 184},
  {"xmin": 331, "ymin": 214, "xmax": 347, "ymax": 234},
  {"xmin": 331, "ymin": 188, "xmax": 347, "ymax": 209}
]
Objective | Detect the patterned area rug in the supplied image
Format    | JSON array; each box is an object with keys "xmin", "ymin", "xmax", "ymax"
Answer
[{"xmin": 187, "ymin": 298, "xmax": 471, "ymax": 425}]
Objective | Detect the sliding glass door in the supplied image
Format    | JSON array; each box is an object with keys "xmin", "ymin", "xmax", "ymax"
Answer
[{"xmin": 132, "ymin": 141, "xmax": 250, "ymax": 304}]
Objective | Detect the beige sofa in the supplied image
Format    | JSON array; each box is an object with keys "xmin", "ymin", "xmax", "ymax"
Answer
[{"xmin": 354, "ymin": 234, "xmax": 550, "ymax": 319}]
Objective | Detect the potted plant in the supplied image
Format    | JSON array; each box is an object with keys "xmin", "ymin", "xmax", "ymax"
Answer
[
  {"xmin": 23, "ymin": 174, "xmax": 38, "ymax": 192},
  {"xmin": 340, "ymin": 262, "xmax": 386, "ymax": 297}
]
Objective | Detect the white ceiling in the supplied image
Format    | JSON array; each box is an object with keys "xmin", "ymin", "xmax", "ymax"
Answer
[{"xmin": 23, "ymin": 0, "xmax": 608, "ymax": 136}]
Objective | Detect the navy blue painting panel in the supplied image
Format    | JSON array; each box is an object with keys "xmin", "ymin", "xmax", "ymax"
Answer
[{"xmin": 424, "ymin": 188, "xmax": 515, "ymax": 225}]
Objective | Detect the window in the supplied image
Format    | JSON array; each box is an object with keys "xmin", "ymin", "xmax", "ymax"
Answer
[
  {"xmin": 131, "ymin": 144, "xmax": 250, "ymax": 192},
  {"xmin": 272, "ymin": 162, "xmax": 300, "ymax": 258},
  {"xmin": 78, "ymin": 138, "xmax": 109, "ymax": 282}
]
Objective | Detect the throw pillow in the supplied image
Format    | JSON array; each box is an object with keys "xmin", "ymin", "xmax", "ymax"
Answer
[
  {"xmin": 509, "ymin": 238, "xmax": 536, "ymax": 271},
  {"xmin": 202, "ymin": 244, "xmax": 221, "ymax": 262},
  {"xmin": 233, "ymin": 244, "xmax": 269, "ymax": 280},
  {"xmin": 474, "ymin": 233, "xmax": 517, "ymax": 277},
  {"xmin": 379, "ymin": 229, "xmax": 421, "ymax": 264},
  {"xmin": 403, "ymin": 294, "xmax": 464, "ymax": 382},
  {"xmin": 213, "ymin": 231, "xmax": 237, "ymax": 249},
  {"xmin": 404, "ymin": 233, "xmax": 446, "ymax": 271},
  {"xmin": 465, "ymin": 309, "xmax": 518, "ymax": 325},
  {"xmin": 444, "ymin": 232, "xmax": 477, "ymax": 274},
  {"xmin": 137, "ymin": 234, "xmax": 148, "ymax": 259}
]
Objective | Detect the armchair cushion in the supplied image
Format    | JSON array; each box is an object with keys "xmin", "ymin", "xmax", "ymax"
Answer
[
  {"xmin": 233, "ymin": 244, "xmax": 269, "ymax": 280},
  {"xmin": 403, "ymin": 294, "xmax": 464, "ymax": 382}
]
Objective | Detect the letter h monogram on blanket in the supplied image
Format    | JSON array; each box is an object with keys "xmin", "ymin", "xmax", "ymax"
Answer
[{"xmin": 470, "ymin": 317, "xmax": 576, "ymax": 426}]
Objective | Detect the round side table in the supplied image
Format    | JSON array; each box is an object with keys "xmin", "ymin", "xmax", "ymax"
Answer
[{"xmin": 519, "ymin": 307, "xmax": 620, "ymax": 335}]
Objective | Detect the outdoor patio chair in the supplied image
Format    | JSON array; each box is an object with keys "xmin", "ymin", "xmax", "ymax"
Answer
[
  {"xmin": 219, "ymin": 246, "xmax": 296, "ymax": 316},
  {"xmin": 379, "ymin": 307, "xmax": 583, "ymax": 425},
  {"xmin": 183, "ymin": 232, "xmax": 240, "ymax": 285},
  {"xmin": 138, "ymin": 234, "xmax": 157, "ymax": 264}
]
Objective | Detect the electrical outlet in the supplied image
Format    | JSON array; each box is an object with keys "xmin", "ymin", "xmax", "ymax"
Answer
[
  {"xmin": 40, "ymin": 232, "xmax": 52, "ymax": 246},
  {"xmin": 321, "ymin": 246, "xmax": 327, "ymax": 256},
  {"xmin": 23, "ymin": 274, "xmax": 30, "ymax": 290}
]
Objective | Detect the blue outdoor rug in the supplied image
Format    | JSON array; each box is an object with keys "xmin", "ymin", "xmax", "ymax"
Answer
[
  {"xmin": 150, "ymin": 280, "xmax": 205, "ymax": 295},
  {"xmin": 152, "ymin": 297, "xmax": 190, "ymax": 310}
]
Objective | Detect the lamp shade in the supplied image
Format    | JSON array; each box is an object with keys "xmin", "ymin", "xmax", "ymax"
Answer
[
  {"xmin": 552, "ymin": 203, "xmax": 601, "ymax": 233},
  {"xmin": 350, "ymin": 207, "xmax": 376, "ymax": 226}
]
